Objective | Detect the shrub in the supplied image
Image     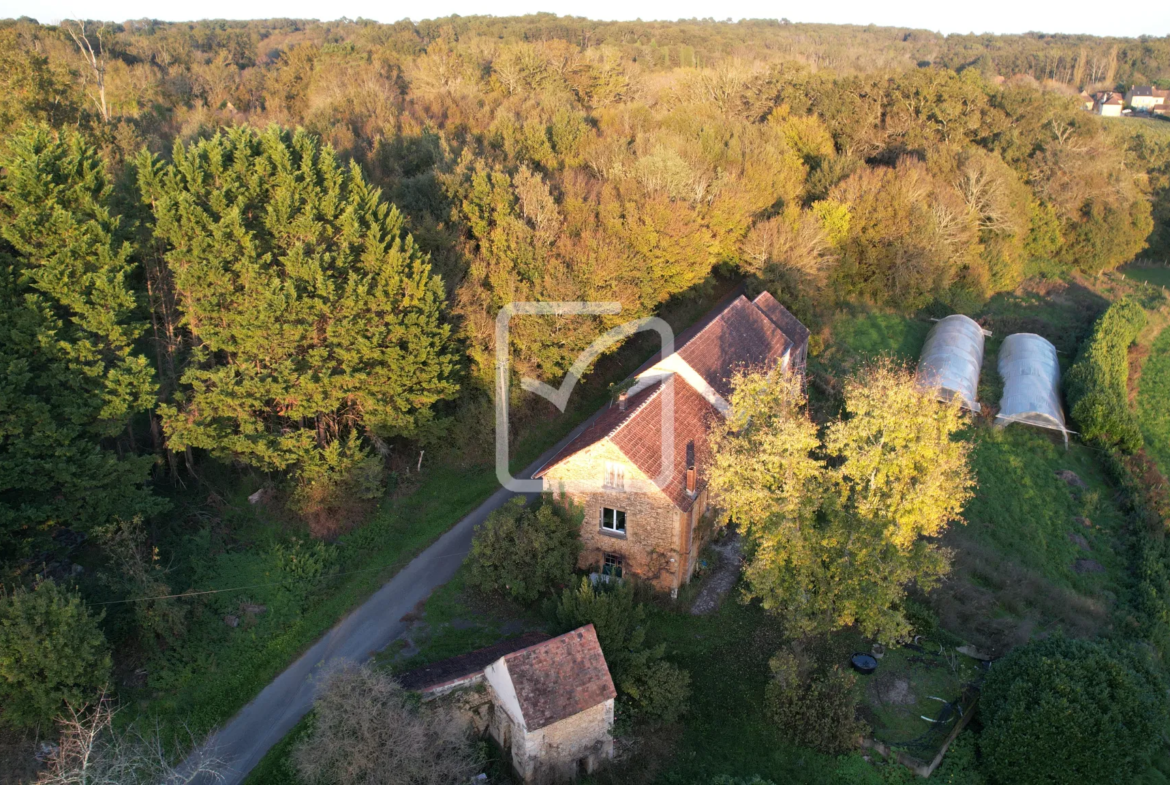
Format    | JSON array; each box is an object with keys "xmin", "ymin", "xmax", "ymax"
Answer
[
  {"xmin": 1065, "ymin": 299, "xmax": 1147, "ymax": 453},
  {"xmin": 620, "ymin": 659, "xmax": 692, "ymax": 725},
  {"xmin": 0, "ymin": 580, "xmax": 110, "ymax": 728},
  {"xmin": 469, "ymin": 495, "xmax": 581, "ymax": 604},
  {"xmin": 553, "ymin": 578, "xmax": 690, "ymax": 724},
  {"xmin": 293, "ymin": 664, "xmax": 481, "ymax": 785},
  {"xmin": 764, "ymin": 648, "xmax": 866, "ymax": 755},
  {"xmin": 979, "ymin": 636, "xmax": 1166, "ymax": 785}
]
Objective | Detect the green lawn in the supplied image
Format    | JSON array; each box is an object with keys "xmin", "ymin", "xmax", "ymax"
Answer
[
  {"xmin": 1138, "ymin": 326, "xmax": 1170, "ymax": 478},
  {"xmin": 1123, "ymin": 265, "xmax": 1170, "ymax": 289}
]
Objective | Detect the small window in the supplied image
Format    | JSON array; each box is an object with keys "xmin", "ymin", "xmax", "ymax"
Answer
[
  {"xmin": 601, "ymin": 507, "xmax": 626, "ymax": 534},
  {"xmin": 602, "ymin": 553, "xmax": 624, "ymax": 579},
  {"xmin": 603, "ymin": 461, "xmax": 625, "ymax": 490}
]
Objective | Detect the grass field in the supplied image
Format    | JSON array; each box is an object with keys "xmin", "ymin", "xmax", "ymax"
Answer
[
  {"xmin": 1138, "ymin": 326, "xmax": 1170, "ymax": 479},
  {"xmin": 819, "ymin": 294, "xmax": 1129, "ymax": 655},
  {"xmin": 1123, "ymin": 264, "xmax": 1170, "ymax": 289}
]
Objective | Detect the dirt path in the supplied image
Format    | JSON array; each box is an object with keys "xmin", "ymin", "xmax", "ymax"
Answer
[{"xmin": 689, "ymin": 533, "xmax": 742, "ymax": 615}]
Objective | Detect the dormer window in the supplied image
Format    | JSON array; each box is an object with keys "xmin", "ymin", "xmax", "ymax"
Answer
[{"xmin": 603, "ymin": 461, "xmax": 626, "ymax": 491}]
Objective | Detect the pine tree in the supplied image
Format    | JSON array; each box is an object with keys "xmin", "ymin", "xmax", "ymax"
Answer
[
  {"xmin": 0, "ymin": 125, "xmax": 159, "ymax": 554},
  {"xmin": 138, "ymin": 126, "xmax": 459, "ymax": 510}
]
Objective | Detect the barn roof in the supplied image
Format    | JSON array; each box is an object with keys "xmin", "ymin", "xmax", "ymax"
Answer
[{"xmin": 500, "ymin": 625, "xmax": 616, "ymax": 731}]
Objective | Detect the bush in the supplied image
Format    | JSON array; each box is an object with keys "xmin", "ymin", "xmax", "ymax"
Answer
[
  {"xmin": 764, "ymin": 648, "xmax": 866, "ymax": 756},
  {"xmin": 293, "ymin": 664, "xmax": 481, "ymax": 785},
  {"xmin": 553, "ymin": 578, "xmax": 690, "ymax": 724},
  {"xmin": 1065, "ymin": 299, "xmax": 1147, "ymax": 453},
  {"xmin": 979, "ymin": 636, "xmax": 1166, "ymax": 785},
  {"xmin": 469, "ymin": 495, "xmax": 581, "ymax": 605},
  {"xmin": 620, "ymin": 658, "xmax": 692, "ymax": 725},
  {"xmin": 0, "ymin": 580, "xmax": 110, "ymax": 728}
]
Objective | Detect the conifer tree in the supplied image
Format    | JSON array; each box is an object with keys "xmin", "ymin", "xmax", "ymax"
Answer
[
  {"xmin": 0, "ymin": 125, "xmax": 158, "ymax": 554},
  {"xmin": 139, "ymin": 126, "xmax": 459, "ymax": 510}
]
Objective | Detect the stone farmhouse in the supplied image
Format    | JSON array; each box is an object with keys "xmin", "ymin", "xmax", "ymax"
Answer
[
  {"xmin": 534, "ymin": 290, "xmax": 809, "ymax": 595},
  {"xmin": 399, "ymin": 625, "xmax": 616, "ymax": 784}
]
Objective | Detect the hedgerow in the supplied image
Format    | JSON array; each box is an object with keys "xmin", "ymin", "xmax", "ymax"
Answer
[
  {"xmin": 979, "ymin": 636, "xmax": 1166, "ymax": 785},
  {"xmin": 1065, "ymin": 298, "xmax": 1147, "ymax": 452}
]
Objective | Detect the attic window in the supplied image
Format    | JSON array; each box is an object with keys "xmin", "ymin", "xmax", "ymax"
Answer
[
  {"xmin": 601, "ymin": 507, "xmax": 626, "ymax": 535},
  {"xmin": 603, "ymin": 461, "xmax": 626, "ymax": 491}
]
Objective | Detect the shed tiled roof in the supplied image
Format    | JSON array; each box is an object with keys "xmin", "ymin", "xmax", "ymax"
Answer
[
  {"xmin": 397, "ymin": 632, "xmax": 551, "ymax": 693},
  {"xmin": 752, "ymin": 291, "xmax": 810, "ymax": 349},
  {"xmin": 504, "ymin": 625, "xmax": 616, "ymax": 731}
]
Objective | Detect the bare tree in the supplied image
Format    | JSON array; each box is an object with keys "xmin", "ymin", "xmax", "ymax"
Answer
[
  {"xmin": 36, "ymin": 692, "xmax": 223, "ymax": 785},
  {"xmin": 62, "ymin": 20, "xmax": 109, "ymax": 123},
  {"xmin": 294, "ymin": 664, "xmax": 482, "ymax": 785}
]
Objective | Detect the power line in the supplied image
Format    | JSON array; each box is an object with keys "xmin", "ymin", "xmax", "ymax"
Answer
[{"xmin": 89, "ymin": 553, "xmax": 465, "ymax": 606}]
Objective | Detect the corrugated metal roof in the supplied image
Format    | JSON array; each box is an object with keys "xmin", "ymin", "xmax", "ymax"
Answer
[{"xmin": 916, "ymin": 315, "xmax": 986, "ymax": 413}]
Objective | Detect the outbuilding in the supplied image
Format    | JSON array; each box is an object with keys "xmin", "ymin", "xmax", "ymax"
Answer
[
  {"xmin": 996, "ymin": 333, "xmax": 1070, "ymax": 446},
  {"xmin": 916, "ymin": 314, "xmax": 987, "ymax": 413}
]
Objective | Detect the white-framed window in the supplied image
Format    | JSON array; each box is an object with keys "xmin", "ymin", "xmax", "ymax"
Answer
[
  {"xmin": 603, "ymin": 461, "xmax": 626, "ymax": 490},
  {"xmin": 602, "ymin": 552, "xmax": 624, "ymax": 579},
  {"xmin": 601, "ymin": 507, "xmax": 627, "ymax": 534}
]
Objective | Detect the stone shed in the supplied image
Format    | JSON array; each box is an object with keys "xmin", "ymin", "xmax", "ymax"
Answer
[{"xmin": 483, "ymin": 625, "xmax": 616, "ymax": 784}]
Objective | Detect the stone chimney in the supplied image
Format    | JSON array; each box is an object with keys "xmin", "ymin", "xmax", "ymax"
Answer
[{"xmin": 618, "ymin": 389, "xmax": 628, "ymax": 411}]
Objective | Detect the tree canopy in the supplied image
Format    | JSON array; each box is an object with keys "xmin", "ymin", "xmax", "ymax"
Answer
[
  {"xmin": 0, "ymin": 125, "xmax": 158, "ymax": 554},
  {"xmin": 139, "ymin": 126, "xmax": 460, "ymax": 509},
  {"xmin": 709, "ymin": 362, "xmax": 973, "ymax": 643}
]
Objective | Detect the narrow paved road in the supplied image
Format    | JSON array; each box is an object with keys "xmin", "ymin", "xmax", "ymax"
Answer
[{"xmin": 184, "ymin": 423, "xmax": 590, "ymax": 785}]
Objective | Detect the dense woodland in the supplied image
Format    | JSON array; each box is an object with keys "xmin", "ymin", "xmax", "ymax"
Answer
[{"xmin": 2, "ymin": 14, "xmax": 1170, "ymax": 778}]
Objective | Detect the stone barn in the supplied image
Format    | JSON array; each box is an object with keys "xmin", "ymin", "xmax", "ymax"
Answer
[
  {"xmin": 483, "ymin": 625, "xmax": 616, "ymax": 783},
  {"xmin": 399, "ymin": 625, "xmax": 617, "ymax": 784}
]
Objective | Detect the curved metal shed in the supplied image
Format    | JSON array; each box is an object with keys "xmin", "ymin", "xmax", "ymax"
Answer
[
  {"xmin": 996, "ymin": 333, "xmax": 1069, "ymax": 446},
  {"xmin": 916, "ymin": 315, "xmax": 986, "ymax": 412}
]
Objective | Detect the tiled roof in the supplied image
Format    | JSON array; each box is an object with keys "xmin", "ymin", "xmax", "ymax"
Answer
[
  {"xmin": 397, "ymin": 632, "xmax": 551, "ymax": 692},
  {"xmin": 534, "ymin": 289, "xmax": 806, "ymax": 512},
  {"xmin": 504, "ymin": 625, "xmax": 616, "ymax": 731},
  {"xmin": 533, "ymin": 381, "xmax": 664, "ymax": 479},
  {"xmin": 610, "ymin": 376, "xmax": 719, "ymax": 511},
  {"xmin": 752, "ymin": 291, "xmax": 810, "ymax": 349},
  {"xmin": 675, "ymin": 295, "xmax": 791, "ymax": 398}
]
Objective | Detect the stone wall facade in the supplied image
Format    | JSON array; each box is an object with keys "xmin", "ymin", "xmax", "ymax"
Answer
[
  {"xmin": 542, "ymin": 440, "xmax": 711, "ymax": 594},
  {"xmin": 488, "ymin": 692, "xmax": 614, "ymax": 784}
]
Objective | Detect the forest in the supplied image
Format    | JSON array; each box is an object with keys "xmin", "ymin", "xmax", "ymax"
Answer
[{"xmin": 2, "ymin": 12, "xmax": 1170, "ymax": 784}]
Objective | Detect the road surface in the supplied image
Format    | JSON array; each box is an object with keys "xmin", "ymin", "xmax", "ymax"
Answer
[{"xmin": 183, "ymin": 423, "xmax": 589, "ymax": 784}]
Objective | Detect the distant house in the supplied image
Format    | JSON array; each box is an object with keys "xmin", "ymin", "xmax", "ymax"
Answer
[
  {"xmin": 1079, "ymin": 91, "xmax": 1095, "ymax": 111},
  {"xmin": 1126, "ymin": 85, "xmax": 1170, "ymax": 111},
  {"xmin": 533, "ymin": 290, "xmax": 809, "ymax": 594},
  {"xmin": 400, "ymin": 626, "xmax": 617, "ymax": 784},
  {"xmin": 1094, "ymin": 91, "xmax": 1125, "ymax": 116}
]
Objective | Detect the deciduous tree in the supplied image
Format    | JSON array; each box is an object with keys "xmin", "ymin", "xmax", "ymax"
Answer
[{"xmin": 709, "ymin": 361, "xmax": 973, "ymax": 643}]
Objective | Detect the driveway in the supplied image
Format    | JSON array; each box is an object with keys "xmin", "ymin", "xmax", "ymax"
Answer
[{"xmin": 183, "ymin": 421, "xmax": 592, "ymax": 785}]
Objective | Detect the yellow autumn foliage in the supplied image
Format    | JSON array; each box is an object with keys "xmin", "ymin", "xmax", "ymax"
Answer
[{"xmin": 709, "ymin": 360, "xmax": 973, "ymax": 644}]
